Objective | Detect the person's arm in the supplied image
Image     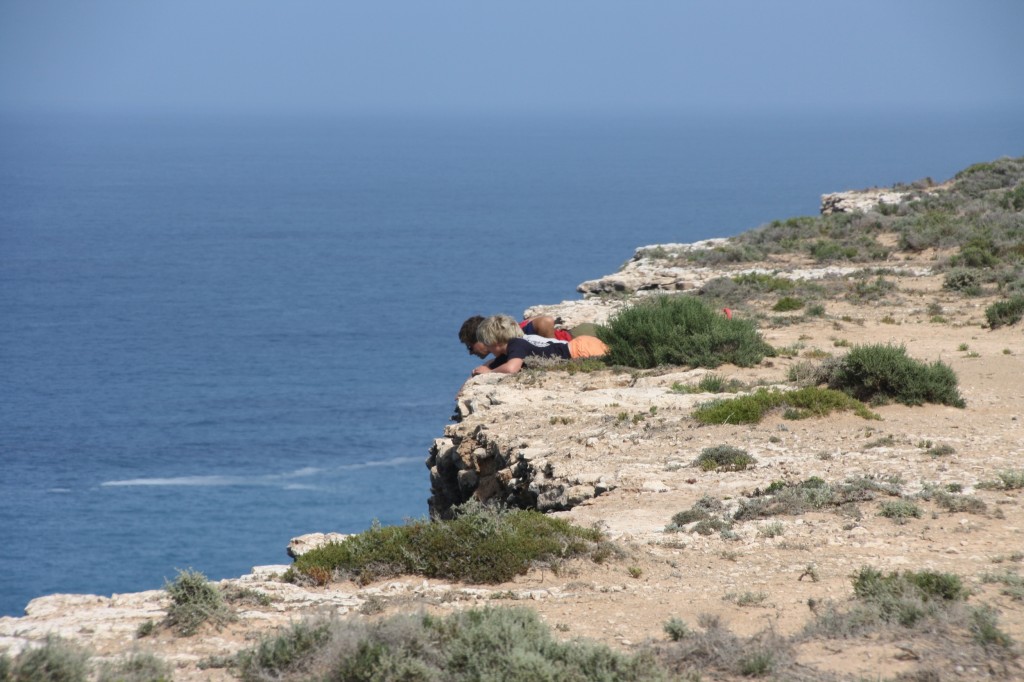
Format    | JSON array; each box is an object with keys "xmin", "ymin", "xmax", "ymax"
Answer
[{"xmin": 488, "ymin": 357, "xmax": 524, "ymax": 374}]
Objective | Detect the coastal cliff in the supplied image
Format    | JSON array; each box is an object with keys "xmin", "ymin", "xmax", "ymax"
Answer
[{"xmin": 3, "ymin": 162, "xmax": 1023, "ymax": 680}]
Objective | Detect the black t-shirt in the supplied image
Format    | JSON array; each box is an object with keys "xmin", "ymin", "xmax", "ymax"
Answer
[{"xmin": 488, "ymin": 337, "xmax": 570, "ymax": 369}]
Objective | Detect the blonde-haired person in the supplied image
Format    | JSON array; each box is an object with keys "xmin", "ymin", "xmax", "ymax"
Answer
[{"xmin": 471, "ymin": 314, "xmax": 607, "ymax": 376}]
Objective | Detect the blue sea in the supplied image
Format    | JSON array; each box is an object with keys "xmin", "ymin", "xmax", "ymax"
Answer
[{"xmin": 1, "ymin": 110, "xmax": 1021, "ymax": 616}]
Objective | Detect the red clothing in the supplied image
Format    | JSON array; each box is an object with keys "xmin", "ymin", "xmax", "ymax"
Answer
[{"xmin": 519, "ymin": 319, "xmax": 573, "ymax": 341}]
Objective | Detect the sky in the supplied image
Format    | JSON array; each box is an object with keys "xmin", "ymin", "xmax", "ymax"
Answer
[{"xmin": 1, "ymin": 1, "xmax": 1022, "ymax": 117}]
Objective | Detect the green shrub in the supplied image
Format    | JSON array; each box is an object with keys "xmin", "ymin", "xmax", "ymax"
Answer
[
  {"xmin": 878, "ymin": 499, "xmax": 922, "ymax": 524},
  {"xmin": 692, "ymin": 387, "xmax": 878, "ymax": 425},
  {"xmin": 772, "ymin": 296, "xmax": 804, "ymax": 312},
  {"xmin": 596, "ymin": 295, "xmax": 773, "ymax": 369},
  {"xmin": 293, "ymin": 503, "xmax": 603, "ymax": 585},
  {"xmin": 238, "ymin": 607, "xmax": 668, "ymax": 682},
  {"xmin": 985, "ymin": 296, "xmax": 1024, "ymax": 328},
  {"xmin": 851, "ymin": 567, "xmax": 967, "ymax": 627},
  {"xmin": 667, "ymin": 496, "xmax": 724, "ymax": 531},
  {"xmin": 826, "ymin": 344, "xmax": 965, "ymax": 408},
  {"xmin": 237, "ymin": 619, "xmax": 334, "ymax": 680},
  {"xmin": 164, "ymin": 569, "xmax": 234, "ymax": 636},
  {"xmin": 4, "ymin": 637, "xmax": 90, "ymax": 682},
  {"xmin": 943, "ymin": 268, "xmax": 983, "ymax": 295},
  {"xmin": 693, "ymin": 445, "xmax": 755, "ymax": 472},
  {"xmin": 663, "ymin": 618, "xmax": 689, "ymax": 642}
]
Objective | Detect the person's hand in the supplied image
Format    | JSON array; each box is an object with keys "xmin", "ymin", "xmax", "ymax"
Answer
[{"xmin": 472, "ymin": 365, "xmax": 492, "ymax": 376}]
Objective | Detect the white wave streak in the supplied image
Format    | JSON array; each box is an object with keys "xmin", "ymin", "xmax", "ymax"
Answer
[{"xmin": 100, "ymin": 456, "xmax": 421, "ymax": 487}]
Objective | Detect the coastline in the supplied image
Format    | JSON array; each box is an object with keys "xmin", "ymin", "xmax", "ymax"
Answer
[{"xmin": 4, "ymin": 178, "xmax": 1023, "ymax": 680}]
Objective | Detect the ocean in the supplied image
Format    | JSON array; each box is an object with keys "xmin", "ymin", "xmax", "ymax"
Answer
[{"xmin": 1, "ymin": 110, "xmax": 1021, "ymax": 616}]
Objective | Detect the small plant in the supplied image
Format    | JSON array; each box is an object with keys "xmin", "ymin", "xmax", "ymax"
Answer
[
  {"xmin": 164, "ymin": 569, "xmax": 233, "ymax": 636},
  {"xmin": 927, "ymin": 443, "xmax": 956, "ymax": 456},
  {"xmin": 738, "ymin": 649, "xmax": 775, "ymax": 677},
  {"xmin": 136, "ymin": 619, "xmax": 156, "ymax": 638},
  {"xmin": 628, "ymin": 566, "xmax": 643, "ymax": 579},
  {"xmin": 724, "ymin": 591, "xmax": 769, "ymax": 606},
  {"xmin": 880, "ymin": 314, "xmax": 897, "ymax": 324},
  {"xmin": 663, "ymin": 617, "xmax": 689, "ymax": 641},
  {"xmin": 878, "ymin": 499, "xmax": 922, "ymax": 524},
  {"xmin": 865, "ymin": 435, "xmax": 896, "ymax": 448},
  {"xmin": 693, "ymin": 445, "xmax": 756, "ymax": 472},
  {"xmin": 958, "ymin": 342, "xmax": 970, "ymax": 351},
  {"xmin": 758, "ymin": 521, "xmax": 785, "ymax": 538}
]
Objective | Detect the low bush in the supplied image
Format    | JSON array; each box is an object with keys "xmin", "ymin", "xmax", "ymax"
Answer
[
  {"xmin": 238, "ymin": 607, "xmax": 669, "ymax": 682},
  {"xmin": 825, "ymin": 344, "xmax": 965, "ymax": 408},
  {"xmin": 292, "ymin": 503, "xmax": 604, "ymax": 585},
  {"xmin": 597, "ymin": 295, "xmax": 773, "ymax": 369},
  {"xmin": 733, "ymin": 476, "xmax": 900, "ymax": 521},
  {"xmin": 772, "ymin": 296, "xmax": 804, "ymax": 312},
  {"xmin": 693, "ymin": 445, "xmax": 756, "ymax": 472},
  {"xmin": 666, "ymin": 496, "xmax": 724, "ymax": 531},
  {"xmin": 692, "ymin": 387, "xmax": 878, "ymax": 425},
  {"xmin": 985, "ymin": 296, "xmax": 1024, "ymax": 328},
  {"xmin": 878, "ymin": 499, "xmax": 922, "ymax": 524},
  {"xmin": 164, "ymin": 569, "xmax": 234, "ymax": 636},
  {"xmin": 943, "ymin": 268, "xmax": 983, "ymax": 295}
]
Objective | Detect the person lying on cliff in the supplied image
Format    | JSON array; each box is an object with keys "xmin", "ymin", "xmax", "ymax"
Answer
[
  {"xmin": 470, "ymin": 314, "xmax": 608, "ymax": 376},
  {"xmin": 458, "ymin": 314, "xmax": 570, "ymax": 359}
]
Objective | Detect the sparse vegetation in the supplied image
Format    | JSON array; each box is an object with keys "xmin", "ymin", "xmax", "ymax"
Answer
[
  {"xmin": 96, "ymin": 652, "xmax": 173, "ymax": 682},
  {"xmin": 1, "ymin": 637, "xmax": 90, "ymax": 682},
  {"xmin": 693, "ymin": 386, "xmax": 879, "ymax": 425},
  {"xmin": 977, "ymin": 469, "xmax": 1024, "ymax": 490},
  {"xmin": 237, "ymin": 607, "xmax": 668, "ymax": 682}
]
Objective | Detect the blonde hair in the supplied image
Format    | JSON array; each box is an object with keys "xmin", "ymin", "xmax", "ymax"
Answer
[{"xmin": 476, "ymin": 315, "xmax": 524, "ymax": 346}]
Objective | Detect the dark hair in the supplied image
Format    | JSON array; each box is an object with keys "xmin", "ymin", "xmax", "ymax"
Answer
[{"xmin": 459, "ymin": 316, "xmax": 485, "ymax": 347}]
